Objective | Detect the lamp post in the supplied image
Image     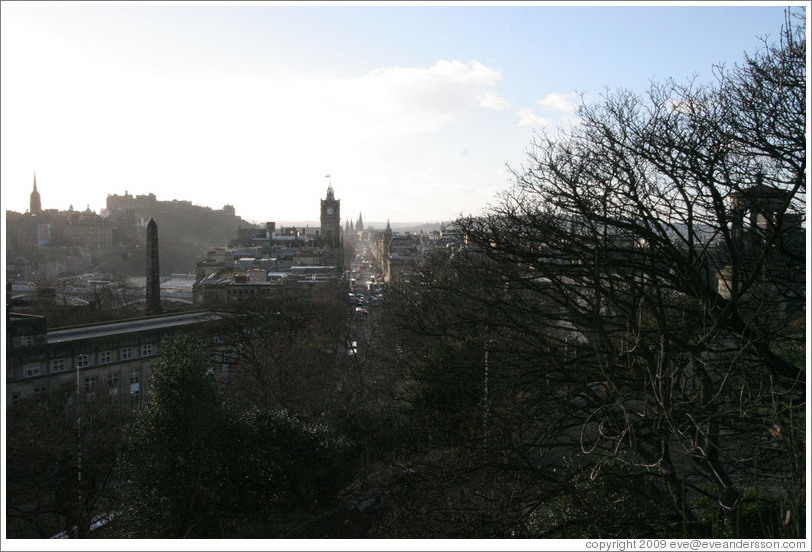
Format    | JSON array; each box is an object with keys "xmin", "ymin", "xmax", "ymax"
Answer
[
  {"xmin": 75, "ymin": 358, "xmax": 82, "ymax": 537},
  {"xmin": 484, "ymin": 339, "xmax": 497, "ymax": 446}
]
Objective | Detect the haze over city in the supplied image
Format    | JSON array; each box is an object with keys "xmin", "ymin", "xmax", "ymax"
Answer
[
  {"xmin": 0, "ymin": 1, "xmax": 797, "ymax": 223},
  {"xmin": 3, "ymin": 0, "xmax": 807, "ymax": 544}
]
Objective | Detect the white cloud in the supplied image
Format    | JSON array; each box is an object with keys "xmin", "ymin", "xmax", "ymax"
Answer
[
  {"xmin": 515, "ymin": 92, "xmax": 581, "ymax": 128},
  {"xmin": 516, "ymin": 107, "xmax": 551, "ymax": 128},
  {"xmin": 537, "ymin": 92, "xmax": 578, "ymax": 112},
  {"xmin": 350, "ymin": 59, "xmax": 508, "ymax": 134},
  {"xmin": 183, "ymin": 59, "xmax": 507, "ymax": 143},
  {"xmin": 477, "ymin": 91, "xmax": 511, "ymax": 111}
]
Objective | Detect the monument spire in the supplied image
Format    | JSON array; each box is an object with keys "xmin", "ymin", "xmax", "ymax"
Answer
[{"xmin": 146, "ymin": 218, "xmax": 162, "ymax": 314}]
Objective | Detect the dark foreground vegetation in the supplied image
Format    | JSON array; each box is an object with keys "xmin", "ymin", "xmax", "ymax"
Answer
[{"xmin": 6, "ymin": 11, "xmax": 805, "ymax": 540}]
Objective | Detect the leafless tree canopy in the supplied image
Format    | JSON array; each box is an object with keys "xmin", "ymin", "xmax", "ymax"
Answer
[{"xmin": 388, "ymin": 12, "xmax": 806, "ymax": 536}]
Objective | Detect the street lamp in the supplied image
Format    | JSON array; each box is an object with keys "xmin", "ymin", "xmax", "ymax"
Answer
[
  {"xmin": 75, "ymin": 358, "xmax": 83, "ymax": 537},
  {"xmin": 483, "ymin": 339, "xmax": 497, "ymax": 445}
]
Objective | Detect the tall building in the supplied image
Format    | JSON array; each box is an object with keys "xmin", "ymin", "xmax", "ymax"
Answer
[
  {"xmin": 320, "ymin": 185, "xmax": 341, "ymax": 248},
  {"xmin": 29, "ymin": 174, "xmax": 41, "ymax": 214}
]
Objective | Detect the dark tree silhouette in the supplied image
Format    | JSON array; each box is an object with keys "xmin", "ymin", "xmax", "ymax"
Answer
[{"xmin": 386, "ymin": 11, "xmax": 805, "ymax": 538}]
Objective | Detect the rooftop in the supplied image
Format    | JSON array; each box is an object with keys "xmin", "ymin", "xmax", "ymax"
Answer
[{"xmin": 46, "ymin": 311, "xmax": 222, "ymax": 345}]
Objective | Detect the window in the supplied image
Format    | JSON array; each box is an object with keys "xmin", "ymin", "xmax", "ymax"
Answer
[
  {"xmin": 51, "ymin": 358, "xmax": 66, "ymax": 372},
  {"xmin": 99, "ymin": 351, "xmax": 113, "ymax": 364},
  {"xmin": 140, "ymin": 344, "xmax": 154, "ymax": 357},
  {"xmin": 34, "ymin": 385, "xmax": 48, "ymax": 404},
  {"xmin": 197, "ymin": 336, "xmax": 208, "ymax": 346},
  {"xmin": 213, "ymin": 333, "xmax": 224, "ymax": 344},
  {"xmin": 76, "ymin": 354, "xmax": 90, "ymax": 368},
  {"xmin": 121, "ymin": 347, "xmax": 133, "ymax": 360},
  {"xmin": 108, "ymin": 373, "xmax": 119, "ymax": 393},
  {"xmin": 129, "ymin": 370, "xmax": 140, "ymax": 385},
  {"xmin": 24, "ymin": 362, "xmax": 40, "ymax": 377},
  {"xmin": 84, "ymin": 376, "xmax": 97, "ymax": 393},
  {"xmin": 221, "ymin": 365, "xmax": 230, "ymax": 380},
  {"xmin": 130, "ymin": 389, "xmax": 141, "ymax": 407},
  {"xmin": 20, "ymin": 335, "xmax": 34, "ymax": 347}
]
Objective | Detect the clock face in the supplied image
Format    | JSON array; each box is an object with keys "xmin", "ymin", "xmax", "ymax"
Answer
[{"xmin": 327, "ymin": 208, "xmax": 334, "ymax": 215}]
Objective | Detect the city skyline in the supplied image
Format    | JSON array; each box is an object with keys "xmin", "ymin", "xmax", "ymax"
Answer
[{"xmin": 1, "ymin": 1, "xmax": 800, "ymax": 223}]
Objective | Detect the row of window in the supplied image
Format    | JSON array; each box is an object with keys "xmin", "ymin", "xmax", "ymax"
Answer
[
  {"xmin": 84, "ymin": 369, "xmax": 140, "ymax": 392},
  {"xmin": 20, "ymin": 332, "xmax": 227, "ymax": 351},
  {"xmin": 228, "ymin": 287, "xmax": 273, "ymax": 296},
  {"xmin": 21, "ymin": 344, "xmax": 156, "ymax": 378},
  {"xmin": 11, "ymin": 386, "xmax": 141, "ymax": 407},
  {"xmin": 197, "ymin": 334, "xmax": 226, "ymax": 345}
]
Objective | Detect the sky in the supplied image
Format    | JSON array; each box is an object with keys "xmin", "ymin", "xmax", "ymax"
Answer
[{"xmin": 0, "ymin": 1, "xmax": 804, "ymax": 225}]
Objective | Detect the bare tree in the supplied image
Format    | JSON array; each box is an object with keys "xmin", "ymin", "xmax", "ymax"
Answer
[
  {"xmin": 6, "ymin": 386, "xmax": 131, "ymax": 538},
  {"xmin": 219, "ymin": 284, "xmax": 348, "ymax": 419},
  {"xmin": 391, "ymin": 12, "xmax": 805, "ymax": 538}
]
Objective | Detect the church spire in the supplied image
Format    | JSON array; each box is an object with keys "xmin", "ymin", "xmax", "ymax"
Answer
[
  {"xmin": 357, "ymin": 212, "xmax": 364, "ymax": 231},
  {"xmin": 30, "ymin": 173, "xmax": 42, "ymax": 214}
]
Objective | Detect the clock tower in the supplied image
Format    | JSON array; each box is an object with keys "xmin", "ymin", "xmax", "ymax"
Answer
[{"xmin": 320, "ymin": 184, "xmax": 341, "ymax": 248}]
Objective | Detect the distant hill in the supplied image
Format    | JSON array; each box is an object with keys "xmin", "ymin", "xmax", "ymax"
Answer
[{"xmin": 387, "ymin": 222, "xmax": 448, "ymax": 233}]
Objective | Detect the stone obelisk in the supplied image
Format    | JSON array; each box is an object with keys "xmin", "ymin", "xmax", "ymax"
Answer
[{"xmin": 146, "ymin": 218, "xmax": 162, "ymax": 314}]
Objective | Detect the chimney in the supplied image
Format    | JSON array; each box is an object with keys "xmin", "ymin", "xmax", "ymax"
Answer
[{"xmin": 146, "ymin": 218, "xmax": 162, "ymax": 314}]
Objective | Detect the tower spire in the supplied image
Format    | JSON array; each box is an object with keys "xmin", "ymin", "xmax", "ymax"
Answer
[{"xmin": 30, "ymin": 172, "xmax": 42, "ymax": 214}]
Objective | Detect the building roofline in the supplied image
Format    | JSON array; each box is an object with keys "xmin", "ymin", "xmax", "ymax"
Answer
[{"xmin": 46, "ymin": 310, "xmax": 223, "ymax": 344}]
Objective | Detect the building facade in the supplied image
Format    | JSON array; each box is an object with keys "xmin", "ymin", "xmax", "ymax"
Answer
[
  {"xmin": 6, "ymin": 177, "xmax": 114, "ymax": 280},
  {"xmin": 6, "ymin": 311, "xmax": 232, "ymax": 408}
]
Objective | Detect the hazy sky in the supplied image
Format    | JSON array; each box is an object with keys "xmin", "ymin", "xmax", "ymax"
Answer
[{"xmin": 0, "ymin": 1, "xmax": 801, "ymax": 224}]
